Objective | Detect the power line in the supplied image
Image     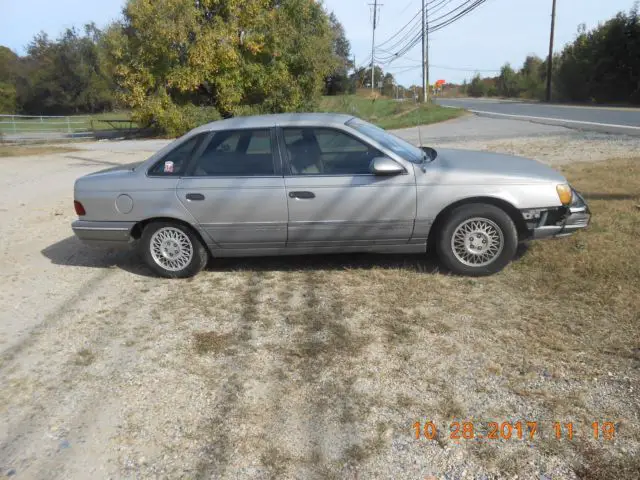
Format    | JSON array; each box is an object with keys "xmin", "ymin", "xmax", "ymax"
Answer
[
  {"xmin": 375, "ymin": 0, "xmax": 450, "ymax": 51},
  {"xmin": 373, "ymin": 0, "xmax": 489, "ymax": 65},
  {"xmin": 429, "ymin": 0, "xmax": 489, "ymax": 34},
  {"xmin": 398, "ymin": 0, "xmax": 418, "ymax": 16},
  {"xmin": 375, "ymin": 9, "xmax": 422, "ymax": 50}
]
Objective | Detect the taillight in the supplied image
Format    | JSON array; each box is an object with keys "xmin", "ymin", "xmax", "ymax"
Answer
[{"xmin": 74, "ymin": 200, "xmax": 86, "ymax": 216}]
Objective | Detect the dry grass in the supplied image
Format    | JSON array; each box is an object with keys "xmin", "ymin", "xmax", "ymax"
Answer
[
  {"xmin": 74, "ymin": 348, "xmax": 95, "ymax": 366},
  {"xmin": 174, "ymin": 157, "xmax": 639, "ymax": 478},
  {"xmin": 193, "ymin": 331, "xmax": 235, "ymax": 355},
  {"xmin": 575, "ymin": 444, "xmax": 640, "ymax": 480},
  {"xmin": 0, "ymin": 145, "xmax": 79, "ymax": 157}
]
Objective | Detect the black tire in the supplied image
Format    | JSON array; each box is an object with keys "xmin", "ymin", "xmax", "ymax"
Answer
[
  {"xmin": 436, "ymin": 203, "xmax": 518, "ymax": 276},
  {"xmin": 140, "ymin": 221, "xmax": 208, "ymax": 278}
]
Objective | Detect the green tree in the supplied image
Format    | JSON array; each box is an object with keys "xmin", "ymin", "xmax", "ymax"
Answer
[
  {"xmin": 103, "ymin": 0, "xmax": 338, "ymax": 134},
  {"xmin": 350, "ymin": 65, "xmax": 384, "ymax": 90},
  {"xmin": 554, "ymin": 5, "xmax": 640, "ymax": 104},
  {"xmin": 467, "ymin": 74, "xmax": 486, "ymax": 97},
  {"xmin": 0, "ymin": 46, "xmax": 19, "ymax": 113},
  {"xmin": 496, "ymin": 63, "xmax": 520, "ymax": 98},
  {"xmin": 518, "ymin": 55, "xmax": 545, "ymax": 99},
  {"xmin": 381, "ymin": 72, "xmax": 396, "ymax": 97},
  {"xmin": 16, "ymin": 27, "xmax": 115, "ymax": 115},
  {"xmin": 324, "ymin": 12, "xmax": 353, "ymax": 95}
]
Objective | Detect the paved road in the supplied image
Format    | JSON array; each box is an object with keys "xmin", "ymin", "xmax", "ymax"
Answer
[{"xmin": 435, "ymin": 98, "xmax": 640, "ymax": 135}]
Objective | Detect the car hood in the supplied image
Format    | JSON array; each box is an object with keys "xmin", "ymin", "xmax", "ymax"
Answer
[{"xmin": 425, "ymin": 148, "xmax": 566, "ymax": 184}]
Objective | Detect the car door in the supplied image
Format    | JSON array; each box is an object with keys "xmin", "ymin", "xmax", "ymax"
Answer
[
  {"xmin": 280, "ymin": 126, "xmax": 416, "ymax": 247},
  {"xmin": 176, "ymin": 128, "xmax": 287, "ymax": 249}
]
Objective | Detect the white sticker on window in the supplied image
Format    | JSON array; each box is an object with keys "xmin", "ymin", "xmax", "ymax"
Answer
[{"xmin": 164, "ymin": 161, "xmax": 174, "ymax": 173}]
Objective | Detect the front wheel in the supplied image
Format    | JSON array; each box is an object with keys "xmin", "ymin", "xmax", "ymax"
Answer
[
  {"xmin": 436, "ymin": 204, "xmax": 518, "ymax": 276},
  {"xmin": 141, "ymin": 221, "xmax": 208, "ymax": 278}
]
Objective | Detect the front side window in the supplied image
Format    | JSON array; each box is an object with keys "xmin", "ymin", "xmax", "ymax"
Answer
[
  {"xmin": 346, "ymin": 118, "xmax": 424, "ymax": 163},
  {"xmin": 283, "ymin": 127, "xmax": 379, "ymax": 175},
  {"xmin": 148, "ymin": 134, "xmax": 205, "ymax": 176},
  {"xmin": 191, "ymin": 129, "xmax": 275, "ymax": 176}
]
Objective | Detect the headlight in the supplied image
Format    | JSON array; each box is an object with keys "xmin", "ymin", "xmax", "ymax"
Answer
[
  {"xmin": 556, "ymin": 184, "xmax": 573, "ymax": 206},
  {"xmin": 571, "ymin": 189, "xmax": 586, "ymax": 207}
]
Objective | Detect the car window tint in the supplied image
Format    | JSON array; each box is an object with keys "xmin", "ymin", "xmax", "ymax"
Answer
[
  {"xmin": 192, "ymin": 129, "xmax": 274, "ymax": 177},
  {"xmin": 246, "ymin": 134, "xmax": 271, "ymax": 154},
  {"xmin": 315, "ymin": 130, "xmax": 368, "ymax": 153},
  {"xmin": 215, "ymin": 134, "xmax": 239, "ymax": 153},
  {"xmin": 148, "ymin": 134, "xmax": 204, "ymax": 176},
  {"xmin": 283, "ymin": 128, "xmax": 378, "ymax": 176}
]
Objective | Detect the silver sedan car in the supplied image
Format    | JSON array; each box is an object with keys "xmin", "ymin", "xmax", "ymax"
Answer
[{"xmin": 72, "ymin": 113, "xmax": 590, "ymax": 278}]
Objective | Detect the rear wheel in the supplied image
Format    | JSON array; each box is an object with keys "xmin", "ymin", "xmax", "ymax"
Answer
[
  {"xmin": 141, "ymin": 221, "xmax": 208, "ymax": 278},
  {"xmin": 436, "ymin": 204, "xmax": 518, "ymax": 276}
]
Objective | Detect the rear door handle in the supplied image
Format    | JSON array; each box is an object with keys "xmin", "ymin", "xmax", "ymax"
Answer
[
  {"xmin": 289, "ymin": 191, "xmax": 315, "ymax": 199},
  {"xmin": 186, "ymin": 193, "xmax": 205, "ymax": 201}
]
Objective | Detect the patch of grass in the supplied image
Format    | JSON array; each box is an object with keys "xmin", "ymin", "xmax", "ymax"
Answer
[
  {"xmin": 260, "ymin": 446, "xmax": 292, "ymax": 479},
  {"xmin": 318, "ymin": 95, "xmax": 464, "ymax": 129},
  {"xmin": 177, "ymin": 157, "xmax": 638, "ymax": 478},
  {"xmin": 438, "ymin": 390, "xmax": 465, "ymax": 420},
  {"xmin": 0, "ymin": 145, "xmax": 79, "ymax": 157},
  {"xmin": 193, "ymin": 331, "xmax": 235, "ymax": 355},
  {"xmin": 74, "ymin": 348, "xmax": 95, "ymax": 366},
  {"xmin": 574, "ymin": 443, "xmax": 640, "ymax": 480},
  {"xmin": 508, "ymin": 158, "xmax": 640, "ymax": 378}
]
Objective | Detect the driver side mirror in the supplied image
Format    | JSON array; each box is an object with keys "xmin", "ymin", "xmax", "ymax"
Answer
[{"xmin": 369, "ymin": 156, "xmax": 405, "ymax": 176}]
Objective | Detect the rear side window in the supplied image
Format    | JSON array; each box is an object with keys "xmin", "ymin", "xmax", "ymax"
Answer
[
  {"xmin": 148, "ymin": 134, "xmax": 205, "ymax": 176},
  {"xmin": 191, "ymin": 129, "xmax": 275, "ymax": 177}
]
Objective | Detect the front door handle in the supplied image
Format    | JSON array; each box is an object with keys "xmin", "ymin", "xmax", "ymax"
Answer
[
  {"xmin": 289, "ymin": 191, "xmax": 315, "ymax": 199},
  {"xmin": 186, "ymin": 193, "xmax": 205, "ymax": 201}
]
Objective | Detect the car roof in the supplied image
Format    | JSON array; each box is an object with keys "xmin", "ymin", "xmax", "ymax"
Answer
[{"xmin": 191, "ymin": 112, "xmax": 356, "ymax": 134}]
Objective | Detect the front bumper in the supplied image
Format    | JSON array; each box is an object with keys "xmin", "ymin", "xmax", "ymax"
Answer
[
  {"xmin": 531, "ymin": 190, "xmax": 591, "ymax": 239},
  {"xmin": 72, "ymin": 220, "xmax": 136, "ymax": 248}
]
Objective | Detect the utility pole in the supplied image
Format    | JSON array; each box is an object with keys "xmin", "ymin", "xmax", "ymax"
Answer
[
  {"xmin": 422, "ymin": 0, "xmax": 429, "ymax": 103},
  {"xmin": 370, "ymin": 1, "xmax": 380, "ymax": 94},
  {"xmin": 546, "ymin": 0, "xmax": 557, "ymax": 102}
]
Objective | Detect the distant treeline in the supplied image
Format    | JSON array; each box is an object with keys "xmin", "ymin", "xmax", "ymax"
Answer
[
  {"xmin": 462, "ymin": 5, "xmax": 640, "ymax": 105},
  {"xmin": 0, "ymin": 25, "xmax": 116, "ymax": 115}
]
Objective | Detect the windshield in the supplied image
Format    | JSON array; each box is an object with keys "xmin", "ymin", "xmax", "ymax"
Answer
[{"xmin": 346, "ymin": 118, "xmax": 425, "ymax": 163}]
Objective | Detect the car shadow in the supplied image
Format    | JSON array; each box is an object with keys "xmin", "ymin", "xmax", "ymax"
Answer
[
  {"xmin": 42, "ymin": 236, "xmax": 533, "ymax": 277},
  {"xmin": 514, "ymin": 241, "xmax": 531, "ymax": 261},
  {"xmin": 42, "ymin": 236, "xmax": 444, "ymax": 276},
  {"xmin": 41, "ymin": 236, "xmax": 157, "ymax": 277},
  {"xmin": 209, "ymin": 251, "xmax": 442, "ymax": 274}
]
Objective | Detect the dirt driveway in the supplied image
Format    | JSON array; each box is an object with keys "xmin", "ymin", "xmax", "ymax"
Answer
[{"xmin": 1, "ymin": 117, "xmax": 639, "ymax": 479}]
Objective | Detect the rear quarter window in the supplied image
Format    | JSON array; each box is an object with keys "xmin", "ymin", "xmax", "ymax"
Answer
[{"xmin": 148, "ymin": 134, "xmax": 206, "ymax": 176}]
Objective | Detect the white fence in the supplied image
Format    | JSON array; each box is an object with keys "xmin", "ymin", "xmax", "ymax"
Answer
[{"xmin": 0, "ymin": 114, "xmax": 93, "ymax": 142}]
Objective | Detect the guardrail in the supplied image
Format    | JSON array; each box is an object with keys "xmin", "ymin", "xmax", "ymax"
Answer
[{"xmin": 0, "ymin": 114, "xmax": 93, "ymax": 142}]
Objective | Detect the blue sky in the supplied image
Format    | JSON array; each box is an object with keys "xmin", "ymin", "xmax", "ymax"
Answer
[{"xmin": 1, "ymin": 0, "xmax": 636, "ymax": 85}]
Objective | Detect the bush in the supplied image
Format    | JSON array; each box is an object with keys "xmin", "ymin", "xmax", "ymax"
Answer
[
  {"xmin": 231, "ymin": 104, "xmax": 268, "ymax": 118},
  {"xmin": 467, "ymin": 75, "xmax": 486, "ymax": 97},
  {"xmin": 0, "ymin": 82, "xmax": 16, "ymax": 113},
  {"xmin": 133, "ymin": 94, "xmax": 221, "ymax": 137}
]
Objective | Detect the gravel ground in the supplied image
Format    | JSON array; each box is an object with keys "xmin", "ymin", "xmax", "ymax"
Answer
[{"xmin": 0, "ymin": 115, "xmax": 638, "ymax": 479}]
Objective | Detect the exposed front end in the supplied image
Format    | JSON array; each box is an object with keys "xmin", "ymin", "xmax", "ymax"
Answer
[{"xmin": 522, "ymin": 188, "xmax": 591, "ymax": 239}]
